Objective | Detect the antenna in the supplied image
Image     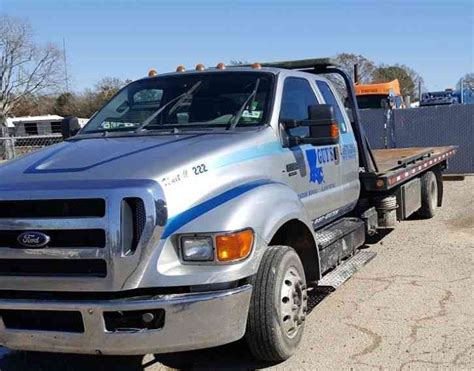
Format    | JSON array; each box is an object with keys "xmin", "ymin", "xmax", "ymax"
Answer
[{"xmin": 63, "ymin": 38, "xmax": 69, "ymax": 93}]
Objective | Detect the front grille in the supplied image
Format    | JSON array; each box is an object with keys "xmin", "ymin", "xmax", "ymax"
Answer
[
  {"xmin": 0, "ymin": 259, "xmax": 107, "ymax": 277},
  {"xmin": 0, "ymin": 199, "xmax": 106, "ymax": 218},
  {"xmin": 0, "ymin": 309, "xmax": 84, "ymax": 333},
  {"xmin": 0, "ymin": 229, "xmax": 106, "ymax": 248}
]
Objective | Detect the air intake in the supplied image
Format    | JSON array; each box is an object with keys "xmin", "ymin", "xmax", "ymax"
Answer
[{"xmin": 122, "ymin": 198, "xmax": 146, "ymax": 255}]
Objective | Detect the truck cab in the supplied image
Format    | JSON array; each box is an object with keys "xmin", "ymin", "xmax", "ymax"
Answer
[{"xmin": 0, "ymin": 59, "xmax": 455, "ymax": 361}]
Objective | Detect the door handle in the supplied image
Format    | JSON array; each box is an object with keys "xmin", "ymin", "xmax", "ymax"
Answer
[{"xmin": 334, "ymin": 146, "xmax": 340, "ymax": 165}]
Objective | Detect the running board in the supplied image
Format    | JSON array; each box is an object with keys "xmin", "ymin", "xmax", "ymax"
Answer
[{"xmin": 317, "ymin": 250, "xmax": 377, "ymax": 289}]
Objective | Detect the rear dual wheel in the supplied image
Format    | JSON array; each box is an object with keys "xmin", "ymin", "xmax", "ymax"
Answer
[
  {"xmin": 245, "ymin": 246, "xmax": 308, "ymax": 362},
  {"xmin": 419, "ymin": 171, "xmax": 438, "ymax": 219}
]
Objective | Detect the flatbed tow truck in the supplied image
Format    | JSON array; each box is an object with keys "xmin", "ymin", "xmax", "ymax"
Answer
[{"xmin": 0, "ymin": 58, "xmax": 456, "ymax": 361}]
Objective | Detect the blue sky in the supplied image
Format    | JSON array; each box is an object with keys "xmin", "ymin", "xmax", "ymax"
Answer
[{"xmin": 1, "ymin": 0, "xmax": 472, "ymax": 92}]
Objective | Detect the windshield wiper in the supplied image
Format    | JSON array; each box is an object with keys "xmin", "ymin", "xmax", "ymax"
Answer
[
  {"xmin": 135, "ymin": 81, "xmax": 202, "ymax": 132},
  {"xmin": 228, "ymin": 78, "xmax": 261, "ymax": 130}
]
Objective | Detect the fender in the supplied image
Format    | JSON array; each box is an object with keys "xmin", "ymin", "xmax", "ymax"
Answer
[{"xmin": 152, "ymin": 180, "xmax": 319, "ymax": 283}]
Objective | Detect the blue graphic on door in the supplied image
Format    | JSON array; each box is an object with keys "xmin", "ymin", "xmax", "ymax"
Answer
[{"xmin": 305, "ymin": 149, "xmax": 324, "ymax": 184}]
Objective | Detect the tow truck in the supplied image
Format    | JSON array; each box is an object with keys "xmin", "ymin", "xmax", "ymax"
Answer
[{"xmin": 0, "ymin": 58, "xmax": 456, "ymax": 361}]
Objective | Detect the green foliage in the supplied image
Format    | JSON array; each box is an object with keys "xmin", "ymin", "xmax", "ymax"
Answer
[{"xmin": 373, "ymin": 65, "xmax": 416, "ymax": 99}]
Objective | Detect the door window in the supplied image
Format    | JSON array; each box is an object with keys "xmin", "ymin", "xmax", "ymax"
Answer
[
  {"xmin": 315, "ymin": 80, "xmax": 348, "ymax": 133},
  {"xmin": 280, "ymin": 78, "xmax": 319, "ymax": 137}
]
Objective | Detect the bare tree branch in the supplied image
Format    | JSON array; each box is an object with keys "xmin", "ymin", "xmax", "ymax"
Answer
[{"xmin": 0, "ymin": 15, "xmax": 64, "ymax": 126}]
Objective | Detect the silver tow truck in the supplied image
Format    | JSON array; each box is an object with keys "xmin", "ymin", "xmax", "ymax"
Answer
[{"xmin": 0, "ymin": 58, "xmax": 456, "ymax": 361}]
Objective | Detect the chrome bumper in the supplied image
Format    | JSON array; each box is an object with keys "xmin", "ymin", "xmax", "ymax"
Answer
[{"xmin": 0, "ymin": 285, "xmax": 252, "ymax": 355}]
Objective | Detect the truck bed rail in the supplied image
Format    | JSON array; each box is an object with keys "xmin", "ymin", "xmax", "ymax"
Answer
[{"xmin": 360, "ymin": 146, "xmax": 457, "ymax": 191}]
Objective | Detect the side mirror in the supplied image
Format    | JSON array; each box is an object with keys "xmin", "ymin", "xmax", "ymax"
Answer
[
  {"xmin": 61, "ymin": 116, "xmax": 81, "ymax": 139},
  {"xmin": 298, "ymin": 104, "xmax": 340, "ymax": 146}
]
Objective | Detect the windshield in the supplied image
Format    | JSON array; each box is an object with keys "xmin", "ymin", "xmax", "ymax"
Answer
[{"xmin": 81, "ymin": 72, "xmax": 274, "ymax": 134}]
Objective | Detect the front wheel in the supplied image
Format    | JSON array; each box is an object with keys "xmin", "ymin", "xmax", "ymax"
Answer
[{"xmin": 245, "ymin": 246, "xmax": 308, "ymax": 362}]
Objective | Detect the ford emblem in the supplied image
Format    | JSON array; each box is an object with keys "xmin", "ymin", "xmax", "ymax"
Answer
[{"xmin": 17, "ymin": 231, "xmax": 51, "ymax": 248}]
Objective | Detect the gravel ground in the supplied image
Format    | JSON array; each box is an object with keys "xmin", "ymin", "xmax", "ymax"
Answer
[{"xmin": 0, "ymin": 177, "xmax": 472, "ymax": 370}]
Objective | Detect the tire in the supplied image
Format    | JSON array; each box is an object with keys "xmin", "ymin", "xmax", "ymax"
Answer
[
  {"xmin": 419, "ymin": 171, "xmax": 438, "ymax": 219},
  {"xmin": 245, "ymin": 246, "xmax": 308, "ymax": 362}
]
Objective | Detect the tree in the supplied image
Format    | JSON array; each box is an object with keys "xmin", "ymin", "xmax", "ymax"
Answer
[
  {"xmin": 373, "ymin": 64, "xmax": 419, "ymax": 99},
  {"xmin": 334, "ymin": 53, "xmax": 376, "ymax": 83},
  {"xmin": 10, "ymin": 93, "xmax": 55, "ymax": 117},
  {"xmin": 456, "ymin": 73, "xmax": 474, "ymax": 90},
  {"xmin": 53, "ymin": 92, "xmax": 77, "ymax": 117},
  {"xmin": 77, "ymin": 77, "xmax": 127, "ymax": 117},
  {"xmin": 0, "ymin": 15, "xmax": 64, "ymax": 131}
]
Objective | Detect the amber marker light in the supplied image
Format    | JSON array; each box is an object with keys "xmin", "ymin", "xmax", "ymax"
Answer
[
  {"xmin": 216, "ymin": 62, "xmax": 226, "ymax": 70},
  {"xmin": 148, "ymin": 69, "xmax": 158, "ymax": 77},
  {"xmin": 195, "ymin": 63, "xmax": 206, "ymax": 71},
  {"xmin": 216, "ymin": 229, "xmax": 254, "ymax": 262},
  {"xmin": 176, "ymin": 65, "xmax": 186, "ymax": 72},
  {"xmin": 251, "ymin": 63, "xmax": 262, "ymax": 69},
  {"xmin": 330, "ymin": 122, "xmax": 340, "ymax": 138}
]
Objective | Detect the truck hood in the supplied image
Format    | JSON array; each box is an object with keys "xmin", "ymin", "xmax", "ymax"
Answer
[{"xmin": 0, "ymin": 129, "xmax": 278, "ymax": 186}]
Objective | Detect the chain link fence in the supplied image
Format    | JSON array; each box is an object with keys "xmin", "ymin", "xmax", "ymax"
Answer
[{"xmin": 0, "ymin": 134, "xmax": 63, "ymax": 161}]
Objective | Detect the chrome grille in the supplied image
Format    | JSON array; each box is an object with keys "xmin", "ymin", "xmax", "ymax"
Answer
[
  {"xmin": 0, "ymin": 199, "xmax": 106, "ymax": 218},
  {"xmin": 0, "ymin": 229, "xmax": 106, "ymax": 248},
  {"xmin": 0, "ymin": 179, "xmax": 163, "ymax": 292}
]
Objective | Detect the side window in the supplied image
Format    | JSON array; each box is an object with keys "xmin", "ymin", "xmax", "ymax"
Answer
[
  {"xmin": 315, "ymin": 80, "xmax": 348, "ymax": 133},
  {"xmin": 280, "ymin": 78, "xmax": 318, "ymax": 138},
  {"xmin": 280, "ymin": 78, "xmax": 318, "ymax": 121}
]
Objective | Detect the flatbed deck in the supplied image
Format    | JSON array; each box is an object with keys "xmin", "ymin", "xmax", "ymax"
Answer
[{"xmin": 361, "ymin": 146, "xmax": 457, "ymax": 191}]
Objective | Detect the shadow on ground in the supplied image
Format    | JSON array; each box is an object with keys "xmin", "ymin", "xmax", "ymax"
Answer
[{"xmin": 0, "ymin": 287, "xmax": 333, "ymax": 371}]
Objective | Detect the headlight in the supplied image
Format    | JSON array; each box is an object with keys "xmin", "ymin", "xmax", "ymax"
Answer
[
  {"xmin": 180, "ymin": 236, "xmax": 214, "ymax": 261},
  {"xmin": 179, "ymin": 229, "xmax": 254, "ymax": 263}
]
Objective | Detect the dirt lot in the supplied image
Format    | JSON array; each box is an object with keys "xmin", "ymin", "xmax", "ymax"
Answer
[{"xmin": 0, "ymin": 177, "xmax": 472, "ymax": 370}]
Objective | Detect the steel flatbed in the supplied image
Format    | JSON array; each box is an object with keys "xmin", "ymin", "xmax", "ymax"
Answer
[{"xmin": 360, "ymin": 146, "xmax": 457, "ymax": 191}]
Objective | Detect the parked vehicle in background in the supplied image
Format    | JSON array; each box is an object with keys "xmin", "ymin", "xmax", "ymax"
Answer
[
  {"xmin": 5, "ymin": 115, "xmax": 89, "ymax": 136},
  {"xmin": 420, "ymin": 89, "xmax": 460, "ymax": 107},
  {"xmin": 355, "ymin": 79, "xmax": 405, "ymax": 109},
  {"xmin": 0, "ymin": 58, "xmax": 456, "ymax": 362},
  {"xmin": 453, "ymin": 88, "xmax": 474, "ymax": 105}
]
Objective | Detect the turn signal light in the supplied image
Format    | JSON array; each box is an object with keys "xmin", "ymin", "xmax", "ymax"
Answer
[
  {"xmin": 216, "ymin": 62, "xmax": 226, "ymax": 70},
  {"xmin": 330, "ymin": 123, "xmax": 339, "ymax": 138},
  {"xmin": 216, "ymin": 229, "xmax": 254, "ymax": 262},
  {"xmin": 148, "ymin": 69, "xmax": 158, "ymax": 77}
]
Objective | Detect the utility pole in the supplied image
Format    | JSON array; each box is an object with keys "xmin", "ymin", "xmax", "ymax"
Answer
[
  {"xmin": 418, "ymin": 80, "xmax": 422, "ymax": 102},
  {"xmin": 63, "ymin": 38, "xmax": 69, "ymax": 93}
]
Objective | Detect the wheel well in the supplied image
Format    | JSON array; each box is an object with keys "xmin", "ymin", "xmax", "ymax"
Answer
[{"xmin": 269, "ymin": 219, "xmax": 320, "ymax": 282}]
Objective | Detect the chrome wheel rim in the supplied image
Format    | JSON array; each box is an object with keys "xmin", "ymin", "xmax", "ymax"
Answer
[{"xmin": 280, "ymin": 266, "xmax": 308, "ymax": 338}]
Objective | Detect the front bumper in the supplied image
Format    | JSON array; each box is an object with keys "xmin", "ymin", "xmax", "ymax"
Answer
[{"xmin": 0, "ymin": 285, "xmax": 252, "ymax": 355}]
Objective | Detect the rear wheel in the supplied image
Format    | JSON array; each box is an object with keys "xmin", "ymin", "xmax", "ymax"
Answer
[
  {"xmin": 419, "ymin": 171, "xmax": 438, "ymax": 218},
  {"xmin": 245, "ymin": 246, "xmax": 307, "ymax": 362}
]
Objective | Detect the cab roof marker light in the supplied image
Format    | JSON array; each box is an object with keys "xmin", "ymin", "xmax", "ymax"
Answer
[
  {"xmin": 251, "ymin": 63, "xmax": 262, "ymax": 69},
  {"xmin": 176, "ymin": 65, "xmax": 186, "ymax": 72},
  {"xmin": 148, "ymin": 69, "xmax": 158, "ymax": 77},
  {"xmin": 195, "ymin": 64, "xmax": 206, "ymax": 71},
  {"xmin": 216, "ymin": 62, "xmax": 226, "ymax": 70}
]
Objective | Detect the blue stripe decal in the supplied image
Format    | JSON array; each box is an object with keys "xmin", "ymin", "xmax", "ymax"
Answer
[
  {"xmin": 212, "ymin": 141, "xmax": 284, "ymax": 169},
  {"xmin": 24, "ymin": 134, "xmax": 205, "ymax": 174},
  {"xmin": 162, "ymin": 179, "xmax": 276, "ymax": 238}
]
